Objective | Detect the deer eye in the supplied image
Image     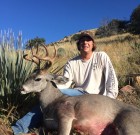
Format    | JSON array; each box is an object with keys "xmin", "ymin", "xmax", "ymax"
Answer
[{"xmin": 34, "ymin": 78, "xmax": 41, "ymax": 81}]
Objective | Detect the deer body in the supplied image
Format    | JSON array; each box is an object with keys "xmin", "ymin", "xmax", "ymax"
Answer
[{"xmin": 22, "ymin": 73, "xmax": 140, "ymax": 135}]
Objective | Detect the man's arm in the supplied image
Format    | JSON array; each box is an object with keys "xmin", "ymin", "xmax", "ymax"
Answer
[{"xmin": 103, "ymin": 53, "xmax": 118, "ymax": 99}]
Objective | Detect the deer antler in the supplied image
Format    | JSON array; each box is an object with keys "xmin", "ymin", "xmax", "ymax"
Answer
[
  {"xmin": 23, "ymin": 45, "xmax": 40, "ymax": 67},
  {"xmin": 23, "ymin": 44, "xmax": 57, "ymax": 70},
  {"xmin": 33, "ymin": 44, "xmax": 57, "ymax": 63}
]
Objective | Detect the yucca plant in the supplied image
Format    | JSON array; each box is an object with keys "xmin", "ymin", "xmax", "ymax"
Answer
[{"xmin": 0, "ymin": 30, "xmax": 35, "ymax": 125}]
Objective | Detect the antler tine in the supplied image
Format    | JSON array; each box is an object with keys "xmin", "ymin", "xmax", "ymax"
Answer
[
  {"xmin": 23, "ymin": 45, "xmax": 41, "ymax": 68},
  {"xmin": 23, "ymin": 53, "xmax": 40, "ymax": 66},
  {"xmin": 33, "ymin": 44, "xmax": 57, "ymax": 63},
  {"xmin": 41, "ymin": 43, "xmax": 49, "ymax": 56},
  {"xmin": 35, "ymin": 42, "xmax": 39, "ymax": 55},
  {"xmin": 30, "ymin": 44, "xmax": 34, "ymax": 56},
  {"xmin": 51, "ymin": 45, "xmax": 57, "ymax": 60},
  {"xmin": 43, "ymin": 43, "xmax": 57, "ymax": 61}
]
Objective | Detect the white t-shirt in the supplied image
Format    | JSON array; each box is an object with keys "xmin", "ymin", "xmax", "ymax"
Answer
[{"xmin": 57, "ymin": 51, "xmax": 118, "ymax": 99}]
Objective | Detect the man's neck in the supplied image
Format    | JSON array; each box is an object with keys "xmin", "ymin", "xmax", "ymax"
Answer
[{"xmin": 80, "ymin": 52, "xmax": 93, "ymax": 61}]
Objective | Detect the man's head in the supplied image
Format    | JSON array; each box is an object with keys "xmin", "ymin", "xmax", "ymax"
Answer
[{"xmin": 77, "ymin": 31, "xmax": 96, "ymax": 52}]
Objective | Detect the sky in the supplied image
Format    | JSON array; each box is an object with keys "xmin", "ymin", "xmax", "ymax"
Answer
[{"xmin": 0, "ymin": 0, "xmax": 140, "ymax": 44}]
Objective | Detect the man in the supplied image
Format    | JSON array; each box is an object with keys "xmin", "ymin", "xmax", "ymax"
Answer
[{"xmin": 12, "ymin": 31, "xmax": 118, "ymax": 135}]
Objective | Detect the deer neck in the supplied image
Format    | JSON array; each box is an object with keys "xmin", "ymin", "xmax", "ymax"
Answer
[{"xmin": 39, "ymin": 81, "xmax": 63, "ymax": 109}]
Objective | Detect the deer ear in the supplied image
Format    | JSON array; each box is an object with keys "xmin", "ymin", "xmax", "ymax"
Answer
[{"xmin": 55, "ymin": 75, "xmax": 69, "ymax": 84}]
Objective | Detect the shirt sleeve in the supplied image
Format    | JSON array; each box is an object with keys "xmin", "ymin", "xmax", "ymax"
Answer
[
  {"xmin": 56, "ymin": 61, "xmax": 73, "ymax": 89},
  {"xmin": 103, "ymin": 53, "xmax": 118, "ymax": 99}
]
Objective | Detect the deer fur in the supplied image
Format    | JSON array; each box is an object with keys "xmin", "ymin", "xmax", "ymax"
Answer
[{"xmin": 21, "ymin": 71, "xmax": 140, "ymax": 135}]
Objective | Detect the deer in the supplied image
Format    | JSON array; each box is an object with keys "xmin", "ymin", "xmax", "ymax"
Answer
[{"xmin": 22, "ymin": 44, "xmax": 140, "ymax": 135}]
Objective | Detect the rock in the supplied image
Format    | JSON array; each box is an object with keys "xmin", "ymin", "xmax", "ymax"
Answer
[{"xmin": 120, "ymin": 85, "xmax": 135, "ymax": 93}]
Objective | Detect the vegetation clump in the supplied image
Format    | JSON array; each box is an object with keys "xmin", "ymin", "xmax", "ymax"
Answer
[{"xmin": 95, "ymin": 4, "xmax": 140, "ymax": 38}]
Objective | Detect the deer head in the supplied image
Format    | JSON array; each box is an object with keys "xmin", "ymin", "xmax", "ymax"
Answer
[{"xmin": 21, "ymin": 44, "xmax": 62, "ymax": 94}]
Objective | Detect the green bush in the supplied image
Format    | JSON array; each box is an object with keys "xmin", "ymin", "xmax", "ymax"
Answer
[
  {"xmin": 25, "ymin": 37, "xmax": 46, "ymax": 49},
  {"xmin": 57, "ymin": 48, "xmax": 66, "ymax": 57}
]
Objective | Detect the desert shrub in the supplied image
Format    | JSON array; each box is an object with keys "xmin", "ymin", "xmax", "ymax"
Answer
[
  {"xmin": 57, "ymin": 47, "xmax": 66, "ymax": 57},
  {"xmin": 25, "ymin": 37, "xmax": 46, "ymax": 49},
  {"xmin": 95, "ymin": 19, "xmax": 129, "ymax": 38},
  {"xmin": 71, "ymin": 33, "xmax": 81, "ymax": 41},
  {"xmin": 129, "ymin": 5, "xmax": 140, "ymax": 34}
]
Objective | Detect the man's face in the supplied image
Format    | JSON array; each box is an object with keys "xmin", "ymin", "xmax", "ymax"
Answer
[{"xmin": 78, "ymin": 36, "xmax": 94, "ymax": 53}]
